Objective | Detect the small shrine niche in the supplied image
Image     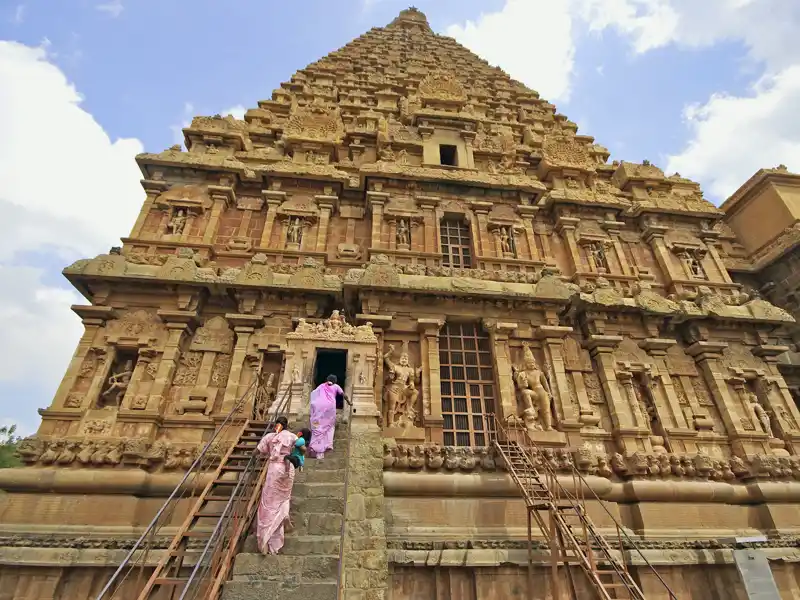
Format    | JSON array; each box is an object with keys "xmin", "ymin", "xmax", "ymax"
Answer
[
  {"xmin": 98, "ymin": 349, "xmax": 137, "ymax": 409},
  {"xmin": 384, "ymin": 195, "xmax": 423, "ymax": 252},
  {"xmin": 153, "ymin": 184, "xmax": 212, "ymax": 242},
  {"xmin": 275, "ymin": 194, "xmax": 320, "ymax": 252},
  {"xmin": 486, "ymin": 203, "xmax": 523, "ymax": 260},
  {"xmin": 665, "ymin": 229, "xmax": 710, "ymax": 281},
  {"xmin": 575, "ymin": 220, "xmax": 614, "ymax": 274}
]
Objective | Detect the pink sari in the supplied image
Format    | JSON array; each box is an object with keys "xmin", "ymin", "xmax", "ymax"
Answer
[
  {"xmin": 255, "ymin": 429, "xmax": 297, "ymax": 554},
  {"xmin": 309, "ymin": 382, "xmax": 342, "ymax": 457}
]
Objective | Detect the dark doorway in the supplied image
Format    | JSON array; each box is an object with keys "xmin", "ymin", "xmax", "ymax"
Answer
[{"xmin": 313, "ymin": 349, "xmax": 347, "ymax": 409}]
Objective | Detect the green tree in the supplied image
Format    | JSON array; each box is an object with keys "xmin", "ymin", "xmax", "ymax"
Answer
[{"xmin": 0, "ymin": 425, "xmax": 21, "ymax": 468}]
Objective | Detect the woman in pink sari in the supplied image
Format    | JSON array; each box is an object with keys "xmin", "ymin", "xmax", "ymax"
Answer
[
  {"xmin": 254, "ymin": 416, "xmax": 298, "ymax": 555},
  {"xmin": 309, "ymin": 375, "xmax": 346, "ymax": 459}
]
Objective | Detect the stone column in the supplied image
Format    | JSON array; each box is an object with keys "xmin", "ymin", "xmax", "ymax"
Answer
[
  {"xmin": 314, "ymin": 195, "xmax": 337, "ymax": 253},
  {"xmin": 368, "ymin": 191, "xmax": 388, "ymax": 250},
  {"xmin": 472, "ymin": 203, "xmax": 492, "ymax": 257},
  {"xmin": 700, "ymin": 230, "xmax": 734, "ymax": 284},
  {"xmin": 483, "ymin": 319, "xmax": 518, "ymax": 421},
  {"xmin": 341, "ymin": 389, "xmax": 388, "ymax": 600},
  {"xmin": 121, "ymin": 348, "xmax": 157, "ymax": 410},
  {"xmin": 417, "ymin": 195, "xmax": 440, "ymax": 254},
  {"xmin": 640, "ymin": 339, "xmax": 690, "ymax": 432},
  {"xmin": 418, "ymin": 318, "xmax": 445, "ymax": 434},
  {"xmin": 603, "ymin": 218, "xmax": 633, "ymax": 276},
  {"xmin": 203, "ymin": 185, "xmax": 234, "ymax": 244},
  {"xmin": 259, "ymin": 191, "xmax": 285, "ymax": 249},
  {"xmin": 519, "ymin": 205, "xmax": 540, "ymax": 261},
  {"xmin": 538, "ymin": 325, "xmax": 578, "ymax": 426},
  {"xmin": 130, "ymin": 180, "xmax": 168, "ymax": 239},
  {"xmin": 642, "ymin": 223, "xmax": 678, "ymax": 284},
  {"xmin": 150, "ymin": 310, "xmax": 197, "ymax": 413},
  {"xmin": 586, "ymin": 335, "xmax": 644, "ymax": 454},
  {"xmin": 52, "ymin": 306, "xmax": 116, "ymax": 410},
  {"xmin": 222, "ymin": 314, "xmax": 265, "ymax": 415},
  {"xmin": 555, "ymin": 216, "xmax": 581, "ymax": 272}
]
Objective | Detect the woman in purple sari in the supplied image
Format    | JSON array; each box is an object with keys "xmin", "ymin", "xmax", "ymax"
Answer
[
  {"xmin": 254, "ymin": 416, "xmax": 298, "ymax": 555},
  {"xmin": 309, "ymin": 375, "xmax": 346, "ymax": 459}
]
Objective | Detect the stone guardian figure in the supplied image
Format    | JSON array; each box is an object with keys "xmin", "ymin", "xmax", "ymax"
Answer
[
  {"xmin": 513, "ymin": 343, "xmax": 554, "ymax": 431},
  {"xmin": 383, "ymin": 342, "xmax": 422, "ymax": 428}
]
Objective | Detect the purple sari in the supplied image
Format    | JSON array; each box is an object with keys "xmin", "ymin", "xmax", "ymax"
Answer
[{"xmin": 309, "ymin": 382, "xmax": 342, "ymax": 457}]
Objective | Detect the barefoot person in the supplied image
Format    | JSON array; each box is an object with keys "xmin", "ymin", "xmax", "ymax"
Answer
[
  {"xmin": 254, "ymin": 416, "xmax": 298, "ymax": 555},
  {"xmin": 309, "ymin": 375, "xmax": 347, "ymax": 459}
]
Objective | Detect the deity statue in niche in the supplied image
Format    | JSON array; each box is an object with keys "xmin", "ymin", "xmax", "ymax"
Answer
[
  {"xmin": 99, "ymin": 359, "xmax": 134, "ymax": 408},
  {"xmin": 253, "ymin": 373, "xmax": 276, "ymax": 421},
  {"xmin": 749, "ymin": 392, "xmax": 774, "ymax": 437},
  {"xmin": 286, "ymin": 217, "xmax": 304, "ymax": 246},
  {"xmin": 512, "ymin": 343, "xmax": 554, "ymax": 431},
  {"xmin": 396, "ymin": 218, "xmax": 410, "ymax": 247},
  {"xmin": 499, "ymin": 226, "xmax": 513, "ymax": 255},
  {"xmin": 168, "ymin": 209, "xmax": 187, "ymax": 236},
  {"xmin": 383, "ymin": 342, "xmax": 422, "ymax": 428}
]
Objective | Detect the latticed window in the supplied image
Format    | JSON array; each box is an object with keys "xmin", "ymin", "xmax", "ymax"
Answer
[
  {"xmin": 440, "ymin": 219, "xmax": 472, "ymax": 268},
  {"xmin": 439, "ymin": 323, "xmax": 495, "ymax": 446}
]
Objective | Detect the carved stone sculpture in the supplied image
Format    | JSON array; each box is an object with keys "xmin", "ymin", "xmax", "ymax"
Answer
[
  {"xmin": 99, "ymin": 360, "xmax": 133, "ymax": 407},
  {"xmin": 253, "ymin": 373, "xmax": 276, "ymax": 421},
  {"xmin": 513, "ymin": 343, "xmax": 554, "ymax": 431},
  {"xmin": 384, "ymin": 342, "xmax": 422, "ymax": 428},
  {"xmin": 396, "ymin": 219, "xmax": 410, "ymax": 247},
  {"xmin": 168, "ymin": 209, "xmax": 187, "ymax": 236},
  {"xmin": 750, "ymin": 392, "xmax": 774, "ymax": 437},
  {"xmin": 286, "ymin": 217, "xmax": 304, "ymax": 246},
  {"xmin": 499, "ymin": 227, "xmax": 512, "ymax": 255}
]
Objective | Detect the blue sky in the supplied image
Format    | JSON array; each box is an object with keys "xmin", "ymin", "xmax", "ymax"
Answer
[{"xmin": 1, "ymin": 0, "xmax": 799, "ymax": 435}]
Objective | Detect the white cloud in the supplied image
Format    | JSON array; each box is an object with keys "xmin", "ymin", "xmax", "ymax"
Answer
[
  {"xmin": 667, "ymin": 66, "xmax": 800, "ymax": 199},
  {"xmin": 96, "ymin": 0, "xmax": 123, "ymax": 18},
  {"xmin": 0, "ymin": 41, "xmax": 143, "ymax": 430},
  {"xmin": 445, "ymin": 0, "xmax": 575, "ymax": 102},
  {"xmin": 577, "ymin": 0, "xmax": 800, "ymax": 201},
  {"xmin": 222, "ymin": 105, "xmax": 246, "ymax": 120}
]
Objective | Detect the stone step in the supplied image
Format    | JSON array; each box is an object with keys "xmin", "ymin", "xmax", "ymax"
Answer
[
  {"xmin": 222, "ymin": 580, "xmax": 338, "ymax": 600},
  {"xmin": 241, "ymin": 533, "xmax": 341, "ymax": 556},
  {"xmin": 293, "ymin": 511, "xmax": 344, "ymax": 536},
  {"xmin": 302, "ymin": 456, "xmax": 347, "ymax": 470},
  {"xmin": 296, "ymin": 468, "xmax": 346, "ymax": 483},
  {"xmin": 294, "ymin": 481, "xmax": 344, "ymax": 499},
  {"xmin": 231, "ymin": 553, "xmax": 339, "ymax": 582},
  {"xmin": 291, "ymin": 496, "xmax": 345, "ymax": 515}
]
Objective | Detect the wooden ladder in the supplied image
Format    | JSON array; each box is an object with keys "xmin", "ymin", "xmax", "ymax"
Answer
[
  {"xmin": 135, "ymin": 419, "xmax": 271, "ymax": 600},
  {"xmin": 496, "ymin": 440, "xmax": 645, "ymax": 599}
]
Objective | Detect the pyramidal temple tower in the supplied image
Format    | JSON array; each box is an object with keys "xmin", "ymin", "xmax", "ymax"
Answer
[{"xmin": 2, "ymin": 7, "xmax": 800, "ymax": 600}]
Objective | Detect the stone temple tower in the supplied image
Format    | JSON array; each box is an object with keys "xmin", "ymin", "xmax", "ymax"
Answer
[{"xmin": 2, "ymin": 7, "xmax": 800, "ymax": 600}]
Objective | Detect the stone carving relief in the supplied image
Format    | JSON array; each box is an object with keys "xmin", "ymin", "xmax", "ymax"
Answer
[
  {"xmin": 418, "ymin": 71, "xmax": 466, "ymax": 103},
  {"xmin": 288, "ymin": 310, "xmax": 376, "ymax": 342},
  {"xmin": 98, "ymin": 358, "xmax": 134, "ymax": 408},
  {"xmin": 511, "ymin": 343, "xmax": 554, "ymax": 432},
  {"xmin": 284, "ymin": 104, "xmax": 344, "ymax": 143},
  {"xmin": 253, "ymin": 373, "xmax": 277, "ymax": 421},
  {"xmin": 167, "ymin": 209, "xmax": 187, "ymax": 236},
  {"xmin": 383, "ymin": 342, "xmax": 422, "ymax": 428},
  {"xmin": 190, "ymin": 316, "xmax": 234, "ymax": 354}
]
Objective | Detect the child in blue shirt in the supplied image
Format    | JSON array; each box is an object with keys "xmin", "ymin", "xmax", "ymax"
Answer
[{"xmin": 285, "ymin": 428, "xmax": 312, "ymax": 471}]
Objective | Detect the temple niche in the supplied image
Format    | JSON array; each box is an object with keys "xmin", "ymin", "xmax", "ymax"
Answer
[{"xmin": 6, "ymin": 7, "xmax": 800, "ymax": 600}]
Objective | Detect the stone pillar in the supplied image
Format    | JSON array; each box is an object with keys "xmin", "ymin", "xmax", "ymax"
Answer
[
  {"xmin": 417, "ymin": 196, "xmax": 440, "ymax": 254},
  {"xmin": 341, "ymin": 392, "xmax": 388, "ymax": 600},
  {"xmin": 472, "ymin": 204, "xmax": 492, "ymax": 257},
  {"xmin": 51, "ymin": 306, "xmax": 116, "ymax": 411},
  {"xmin": 130, "ymin": 179, "xmax": 168, "ymax": 239},
  {"xmin": 314, "ymin": 195, "xmax": 337, "ymax": 253},
  {"xmin": 586, "ymin": 335, "xmax": 645, "ymax": 454},
  {"xmin": 603, "ymin": 218, "xmax": 633, "ymax": 276},
  {"xmin": 418, "ymin": 318, "xmax": 445, "ymax": 434},
  {"xmin": 149, "ymin": 310, "xmax": 197, "ymax": 413},
  {"xmin": 121, "ymin": 348, "xmax": 157, "ymax": 410},
  {"xmin": 639, "ymin": 339, "xmax": 693, "ymax": 433},
  {"xmin": 538, "ymin": 326, "xmax": 578, "ymax": 426},
  {"xmin": 259, "ymin": 191, "xmax": 285, "ymax": 249},
  {"xmin": 368, "ymin": 191, "xmax": 388, "ymax": 250},
  {"xmin": 483, "ymin": 319, "xmax": 518, "ymax": 421},
  {"xmin": 222, "ymin": 314, "xmax": 264, "ymax": 414},
  {"xmin": 642, "ymin": 223, "xmax": 678, "ymax": 283},
  {"xmin": 519, "ymin": 205, "xmax": 540, "ymax": 261},
  {"xmin": 700, "ymin": 229, "xmax": 734, "ymax": 284},
  {"xmin": 555, "ymin": 216, "xmax": 581, "ymax": 272},
  {"xmin": 202, "ymin": 185, "xmax": 234, "ymax": 245}
]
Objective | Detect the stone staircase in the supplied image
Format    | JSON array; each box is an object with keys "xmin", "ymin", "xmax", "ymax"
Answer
[{"xmin": 222, "ymin": 422, "xmax": 348, "ymax": 600}]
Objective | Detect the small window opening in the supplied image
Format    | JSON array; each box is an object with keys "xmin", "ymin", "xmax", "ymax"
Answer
[{"xmin": 439, "ymin": 144, "xmax": 458, "ymax": 166}]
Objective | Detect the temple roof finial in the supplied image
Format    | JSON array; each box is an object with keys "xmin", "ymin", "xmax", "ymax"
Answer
[{"xmin": 387, "ymin": 6, "xmax": 431, "ymax": 30}]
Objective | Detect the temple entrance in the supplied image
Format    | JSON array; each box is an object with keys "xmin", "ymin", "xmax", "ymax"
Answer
[{"xmin": 313, "ymin": 349, "xmax": 348, "ymax": 409}]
